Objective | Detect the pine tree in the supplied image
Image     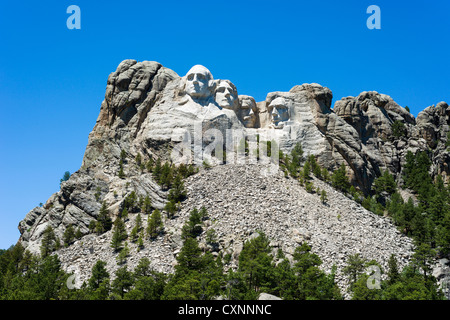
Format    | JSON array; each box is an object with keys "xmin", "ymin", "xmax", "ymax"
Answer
[
  {"xmin": 320, "ymin": 190, "xmax": 328, "ymax": 204},
  {"xmin": 159, "ymin": 162, "xmax": 173, "ymax": 190},
  {"xmin": 146, "ymin": 158, "xmax": 154, "ymax": 172},
  {"xmin": 168, "ymin": 173, "xmax": 187, "ymax": 203},
  {"xmin": 387, "ymin": 254, "xmax": 400, "ymax": 285},
  {"xmin": 118, "ymin": 160, "xmax": 125, "ymax": 179},
  {"xmin": 137, "ymin": 232, "xmax": 144, "ymax": 251},
  {"xmin": 120, "ymin": 149, "xmax": 127, "ymax": 162},
  {"xmin": 88, "ymin": 260, "xmax": 110, "ymax": 291},
  {"xmin": 121, "ymin": 207, "xmax": 129, "ymax": 221},
  {"xmin": 60, "ymin": 171, "xmax": 71, "ymax": 186},
  {"xmin": 238, "ymin": 232, "xmax": 275, "ymax": 293},
  {"xmin": 116, "ymin": 242, "xmax": 130, "ymax": 265},
  {"xmin": 373, "ymin": 170, "xmax": 397, "ymax": 196},
  {"xmin": 96, "ymin": 201, "xmax": 113, "ymax": 235},
  {"xmin": 110, "ymin": 217, "xmax": 128, "ymax": 251},
  {"xmin": 130, "ymin": 226, "xmax": 139, "ymax": 243},
  {"xmin": 63, "ymin": 224, "xmax": 76, "ymax": 247},
  {"xmin": 302, "ymin": 160, "xmax": 311, "ymax": 180},
  {"xmin": 153, "ymin": 158, "xmax": 162, "ymax": 180},
  {"xmin": 135, "ymin": 153, "xmax": 142, "ymax": 166},
  {"xmin": 147, "ymin": 209, "xmax": 163, "ymax": 239},
  {"xmin": 135, "ymin": 213, "xmax": 142, "ymax": 231},
  {"xmin": 112, "ymin": 266, "xmax": 133, "ymax": 299},
  {"xmin": 181, "ymin": 208, "xmax": 203, "ymax": 240},
  {"xmin": 342, "ymin": 253, "xmax": 367, "ymax": 291},
  {"xmin": 141, "ymin": 196, "xmax": 152, "ymax": 215},
  {"xmin": 40, "ymin": 226, "xmax": 57, "ymax": 258},
  {"xmin": 392, "ymin": 120, "xmax": 407, "ymax": 138},
  {"xmin": 175, "ymin": 237, "xmax": 204, "ymax": 272},
  {"xmin": 331, "ymin": 163, "xmax": 350, "ymax": 193},
  {"xmin": 75, "ymin": 227, "xmax": 83, "ymax": 240},
  {"xmin": 164, "ymin": 200, "xmax": 177, "ymax": 219}
]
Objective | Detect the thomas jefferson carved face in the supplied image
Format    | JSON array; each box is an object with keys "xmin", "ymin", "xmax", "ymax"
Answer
[
  {"xmin": 215, "ymin": 80, "xmax": 238, "ymax": 110},
  {"xmin": 184, "ymin": 65, "xmax": 214, "ymax": 99},
  {"xmin": 269, "ymin": 97, "xmax": 289, "ymax": 128}
]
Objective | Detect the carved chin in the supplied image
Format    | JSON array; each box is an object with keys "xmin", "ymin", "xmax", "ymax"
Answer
[{"xmin": 218, "ymin": 100, "xmax": 235, "ymax": 109}]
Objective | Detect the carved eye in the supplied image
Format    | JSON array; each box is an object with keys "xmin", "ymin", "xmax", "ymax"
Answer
[
  {"xmin": 197, "ymin": 74, "xmax": 205, "ymax": 81},
  {"xmin": 217, "ymin": 87, "xmax": 225, "ymax": 93},
  {"xmin": 187, "ymin": 74, "xmax": 194, "ymax": 81}
]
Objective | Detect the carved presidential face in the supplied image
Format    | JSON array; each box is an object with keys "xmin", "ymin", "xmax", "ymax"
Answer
[
  {"xmin": 238, "ymin": 95, "xmax": 257, "ymax": 128},
  {"xmin": 184, "ymin": 65, "xmax": 214, "ymax": 99},
  {"xmin": 269, "ymin": 97, "xmax": 289, "ymax": 128},
  {"xmin": 215, "ymin": 80, "xmax": 238, "ymax": 110}
]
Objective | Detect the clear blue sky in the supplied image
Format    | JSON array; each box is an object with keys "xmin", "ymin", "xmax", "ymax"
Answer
[{"xmin": 0, "ymin": 0, "xmax": 449, "ymax": 249}]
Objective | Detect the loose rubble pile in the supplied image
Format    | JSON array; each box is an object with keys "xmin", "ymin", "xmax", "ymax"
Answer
[{"xmin": 56, "ymin": 163, "xmax": 414, "ymax": 297}]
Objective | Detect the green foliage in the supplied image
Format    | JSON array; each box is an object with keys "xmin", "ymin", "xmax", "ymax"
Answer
[
  {"xmin": 123, "ymin": 191, "xmax": 138, "ymax": 213},
  {"xmin": 112, "ymin": 266, "xmax": 133, "ymax": 299},
  {"xmin": 135, "ymin": 153, "xmax": 142, "ymax": 166},
  {"xmin": 159, "ymin": 162, "xmax": 173, "ymax": 190},
  {"xmin": 305, "ymin": 180, "xmax": 314, "ymax": 193},
  {"xmin": 181, "ymin": 208, "xmax": 204, "ymax": 240},
  {"xmin": 118, "ymin": 160, "xmax": 125, "ymax": 179},
  {"xmin": 1, "ymin": 232, "xmax": 443, "ymax": 300},
  {"xmin": 120, "ymin": 149, "xmax": 127, "ymax": 162},
  {"xmin": 110, "ymin": 217, "xmax": 128, "ymax": 251},
  {"xmin": 147, "ymin": 209, "xmax": 163, "ymax": 240},
  {"xmin": 320, "ymin": 190, "xmax": 328, "ymax": 204},
  {"xmin": 342, "ymin": 254, "xmax": 367, "ymax": 291},
  {"xmin": 96, "ymin": 201, "xmax": 113, "ymax": 235},
  {"xmin": 60, "ymin": 171, "xmax": 71, "ymax": 186},
  {"xmin": 40, "ymin": 226, "xmax": 58, "ymax": 258},
  {"xmin": 361, "ymin": 195, "xmax": 385, "ymax": 216},
  {"xmin": 168, "ymin": 174, "xmax": 187, "ymax": 204},
  {"xmin": 302, "ymin": 159, "xmax": 311, "ymax": 180},
  {"xmin": 88, "ymin": 260, "xmax": 110, "ymax": 291},
  {"xmin": 373, "ymin": 170, "xmax": 397, "ymax": 197},
  {"xmin": 94, "ymin": 186, "xmax": 101, "ymax": 202},
  {"xmin": 116, "ymin": 242, "xmax": 130, "ymax": 265},
  {"xmin": 164, "ymin": 200, "xmax": 178, "ymax": 219},
  {"xmin": 331, "ymin": 163, "xmax": 350, "ymax": 193},
  {"xmin": 238, "ymin": 232, "xmax": 274, "ymax": 293},
  {"xmin": 63, "ymin": 225, "xmax": 76, "ymax": 247},
  {"xmin": 291, "ymin": 242, "xmax": 342, "ymax": 300},
  {"xmin": 141, "ymin": 196, "xmax": 152, "ymax": 215},
  {"xmin": 392, "ymin": 120, "xmax": 407, "ymax": 138}
]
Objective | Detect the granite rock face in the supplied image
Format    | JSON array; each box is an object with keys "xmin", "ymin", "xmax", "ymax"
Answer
[{"xmin": 17, "ymin": 59, "xmax": 450, "ymax": 297}]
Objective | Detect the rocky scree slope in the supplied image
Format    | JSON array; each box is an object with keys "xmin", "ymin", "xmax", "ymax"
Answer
[{"xmin": 54, "ymin": 163, "xmax": 414, "ymax": 297}]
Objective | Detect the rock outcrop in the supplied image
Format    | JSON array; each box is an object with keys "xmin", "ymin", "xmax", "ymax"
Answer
[{"xmin": 16, "ymin": 59, "xmax": 450, "ymax": 297}]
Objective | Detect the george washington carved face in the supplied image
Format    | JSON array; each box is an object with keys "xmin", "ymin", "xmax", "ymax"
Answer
[{"xmin": 184, "ymin": 65, "xmax": 215, "ymax": 99}]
